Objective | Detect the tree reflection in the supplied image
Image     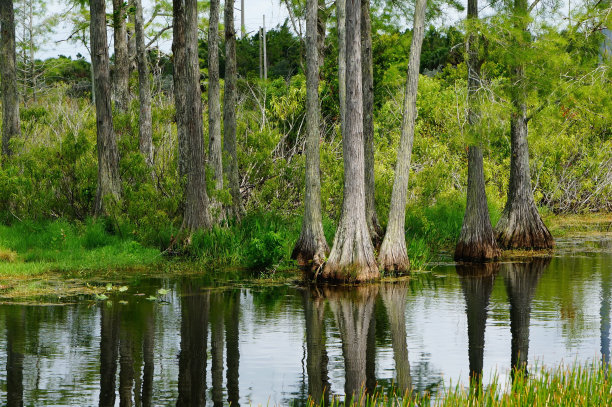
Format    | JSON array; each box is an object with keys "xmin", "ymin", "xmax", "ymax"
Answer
[
  {"xmin": 6, "ymin": 307, "xmax": 25, "ymax": 407},
  {"xmin": 225, "ymin": 289, "xmax": 240, "ymax": 407},
  {"xmin": 380, "ymin": 282, "xmax": 412, "ymax": 397},
  {"xmin": 210, "ymin": 291, "xmax": 225, "ymax": 407},
  {"xmin": 503, "ymin": 258, "xmax": 549, "ymax": 377},
  {"xmin": 176, "ymin": 284, "xmax": 210, "ymax": 407},
  {"xmin": 99, "ymin": 303, "xmax": 120, "ymax": 407},
  {"xmin": 302, "ymin": 287, "xmax": 330, "ymax": 405},
  {"xmin": 325, "ymin": 285, "xmax": 378, "ymax": 404},
  {"xmin": 456, "ymin": 262, "xmax": 499, "ymax": 390}
]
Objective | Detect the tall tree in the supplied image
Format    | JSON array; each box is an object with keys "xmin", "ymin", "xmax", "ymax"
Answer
[
  {"xmin": 361, "ymin": 0, "xmax": 383, "ymax": 246},
  {"xmin": 223, "ymin": 0, "xmax": 243, "ymax": 219},
  {"xmin": 91, "ymin": 0, "xmax": 121, "ymax": 216},
  {"xmin": 494, "ymin": 0, "xmax": 554, "ymax": 250},
  {"xmin": 377, "ymin": 0, "xmax": 427, "ymax": 273},
  {"xmin": 322, "ymin": 0, "xmax": 379, "ymax": 281},
  {"xmin": 1, "ymin": 0, "xmax": 20, "ymax": 159},
  {"xmin": 454, "ymin": 0, "xmax": 502, "ymax": 261},
  {"xmin": 292, "ymin": 0, "xmax": 329, "ymax": 271},
  {"xmin": 173, "ymin": 0, "xmax": 187, "ymax": 179},
  {"xmin": 112, "ymin": 0, "xmax": 130, "ymax": 112},
  {"xmin": 208, "ymin": 0, "xmax": 223, "ymax": 193},
  {"xmin": 181, "ymin": 0, "xmax": 212, "ymax": 231},
  {"xmin": 337, "ymin": 0, "xmax": 346, "ymax": 136},
  {"xmin": 134, "ymin": 0, "xmax": 154, "ymax": 170}
]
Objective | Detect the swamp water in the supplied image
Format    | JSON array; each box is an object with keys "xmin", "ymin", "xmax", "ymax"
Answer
[{"xmin": 0, "ymin": 235, "xmax": 610, "ymax": 406}]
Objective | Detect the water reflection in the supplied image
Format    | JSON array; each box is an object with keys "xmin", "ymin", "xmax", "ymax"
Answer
[{"xmin": 0, "ymin": 242, "xmax": 610, "ymax": 406}]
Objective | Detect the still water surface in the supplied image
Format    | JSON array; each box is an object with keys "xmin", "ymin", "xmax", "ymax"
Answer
[{"xmin": 0, "ymin": 235, "xmax": 610, "ymax": 406}]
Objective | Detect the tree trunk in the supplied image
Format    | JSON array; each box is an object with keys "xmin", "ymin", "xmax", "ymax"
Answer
[
  {"xmin": 361, "ymin": 0, "xmax": 383, "ymax": 246},
  {"xmin": 173, "ymin": 0, "xmax": 188, "ymax": 179},
  {"xmin": 302, "ymin": 289, "xmax": 330, "ymax": 405},
  {"xmin": 91, "ymin": 0, "xmax": 122, "ymax": 216},
  {"xmin": 337, "ymin": 0, "xmax": 346, "ymax": 136},
  {"xmin": 1, "ymin": 0, "xmax": 20, "ymax": 159},
  {"xmin": 181, "ymin": 0, "xmax": 212, "ymax": 232},
  {"xmin": 377, "ymin": 0, "xmax": 427, "ymax": 273},
  {"xmin": 381, "ymin": 284, "xmax": 412, "ymax": 396},
  {"xmin": 455, "ymin": 0, "xmax": 501, "ymax": 261},
  {"xmin": 134, "ymin": 0, "xmax": 154, "ymax": 170},
  {"xmin": 326, "ymin": 286, "xmax": 378, "ymax": 402},
  {"xmin": 494, "ymin": 0, "xmax": 554, "ymax": 250},
  {"xmin": 322, "ymin": 0, "xmax": 378, "ymax": 282},
  {"xmin": 293, "ymin": 0, "xmax": 329, "ymax": 271},
  {"xmin": 208, "ymin": 0, "xmax": 223, "ymax": 193},
  {"xmin": 456, "ymin": 263, "xmax": 499, "ymax": 389},
  {"xmin": 223, "ymin": 0, "xmax": 243, "ymax": 219},
  {"xmin": 112, "ymin": 0, "xmax": 130, "ymax": 112},
  {"xmin": 317, "ymin": 0, "xmax": 327, "ymax": 68},
  {"xmin": 503, "ymin": 258, "xmax": 549, "ymax": 377}
]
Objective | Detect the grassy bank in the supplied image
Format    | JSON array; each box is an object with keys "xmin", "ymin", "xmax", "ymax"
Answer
[{"xmin": 318, "ymin": 362, "xmax": 612, "ymax": 406}]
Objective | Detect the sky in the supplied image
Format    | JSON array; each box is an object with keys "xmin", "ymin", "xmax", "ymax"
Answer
[{"xmin": 41, "ymin": 0, "xmax": 290, "ymax": 60}]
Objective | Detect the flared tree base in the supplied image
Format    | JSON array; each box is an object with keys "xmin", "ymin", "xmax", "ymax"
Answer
[
  {"xmin": 454, "ymin": 238, "xmax": 502, "ymax": 262},
  {"xmin": 495, "ymin": 206, "xmax": 554, "ymax": 250},
  {"xmin": 292, "ymin": 234, "xmax": 329, "ymax": 274},
  {"xmin": 378, "ymin": 238, "xmax": 410, "ymax": 274}
]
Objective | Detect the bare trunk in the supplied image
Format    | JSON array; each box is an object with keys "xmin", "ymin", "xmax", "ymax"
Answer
[
  {"xmin": 455, "ymin": 0, "xmax": 501, "ymax": 261},
  {"xmin": 134, "ymin": 0, "xmax": 154, "ymax": 170},
  {"xmin": 317, "ymin": 0, "xmax": 327, "ymax": 68},
  {"xmin": 326, "ymin": 286, "xmax": 378, "ymax": 402},
  {"xmin": 293, "ymin": 0, "xmax": 329, "ymax": 271},
  {"xmin": 337, "ymin": 0, "xmax": 346, "ymax": 135},
  {"xmin": 322, "ymin": 0, "xmax": 378, "ymax": 282},
  {"xmin": 456, "ymin": 263, "xmax": 499, "ymax": 389},
  {"xmin": 181, "ymin": 0, "xmax": 212, "ymax": 231},
  {"xmin": 303, "ymin": 289, "xmax": 330, "ymax": 405},
  {"xmin": 361, "ymin": 0, "xmax": 383, "ymax": 246},
  {"xmin": 1, "ymin": 0, "xmax": 20, "ymax": 158},
  {"xmin": 503, "ymin": 258, "xmax": 549, "ymax": 377},
  {"xmin": 494, "ymin": 0, "xmax": 554, "ymax": 250},
  {"xmin": 91, "ymin": 0, "xmax": 121, "ymax": 216},
  {"xmin": 377, "ymin": 0, "xmax": 427, "ymax": 273},
  {"xmin": 224, "ymin": 0, "xmax": 243, "ymax": 219},
  {"xmin": 381, "ymin": 284, "xmax": 412, "ymax": 396},
  {"xmin": 112, "ymin": 0, "xmax": 130, "ymax": 112},
  {"xmin": 173, "ymin": 0, "xmax": 188, "ymax": 179},
  {"xmin": 208, "ymin": 0, "xmax": 223, "ymax": 192}
]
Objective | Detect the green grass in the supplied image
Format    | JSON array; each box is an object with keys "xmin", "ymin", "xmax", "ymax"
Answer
[{"xmin": 310, "ymin": 362, "xmax": 612, "ymax": 406}]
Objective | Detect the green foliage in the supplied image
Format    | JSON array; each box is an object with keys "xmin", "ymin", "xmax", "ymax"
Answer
[{"xmin": 245, "ymin": 231, "xmax": 285, "ymax": 271}]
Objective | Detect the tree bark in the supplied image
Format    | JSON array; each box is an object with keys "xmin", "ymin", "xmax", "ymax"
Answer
[
  {"xmin": 293, "ymin": 0, "xmax": 329, "ymax": 271},
  {"xmin": 317, "ymin": 0, "xmax": 327, "ymax": 68},
  {"xmin": 0, "ymin": 0, "xmax": 20, "ymax": 159},
  {"xmin": 381, "ymin": 283, "xmax": 412, "ymax": 396},
  {"xmin": 173, "ymin": 0, "xmax": 188, "ymax": 179},
  {"xmin": 223, "ymin": 0, "xmax": 243, "ymax": 219},
  {"xmin": 134, "ymin": 0, "xmax": 154, "ymax": 170},
  {"xmin": 181, "ymin": 0, "xmax": 212, "ymax": 232},
  {"xmin": 361, "ymin": 0, "xmax": 383, "ymax": 246},
  {"xmin": 494, "ymin": 0, "xmax": 554, "ymax": 250},
  {"xmin": 322, "ymin": 0, "xmax": 378, "ymax": 282},
  {"xmin": 337, "ymin": 0, "xmax": 346, "ymax": 136},
  {"xmin": 377, "ymin": 0, "xmax": 427, "ymax": 273},
  {"xmin": 455, "ymin": 0, "xmax": 501, "ymax": 261},
  {"xmin": 456, "ymin": 263, "xmax": 499, "ymax": 389},
  {"xmin": 208, "ymin": 0, "xmax": 223, "ymax": 192},
  {"xmin": 112, "ymin": 0, "xmax": 130, "ymax": 112},
  {"xmin": 91, "ymin": 0, "xmax": 122, "ymax": 216}
]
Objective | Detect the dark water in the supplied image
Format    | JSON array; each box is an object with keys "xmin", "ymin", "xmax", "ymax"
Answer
[{"xmin": 0, "ymin": 235, "xmax": 610, "ymax": 406}]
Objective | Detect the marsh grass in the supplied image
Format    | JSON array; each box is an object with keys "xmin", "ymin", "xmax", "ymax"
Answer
[{"xmin": 308, "ymin": 362, "xmax": 612, "ymax": 406}]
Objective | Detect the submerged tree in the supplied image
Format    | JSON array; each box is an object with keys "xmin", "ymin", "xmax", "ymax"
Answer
[
  {"xmin": 454, "ymin": 0, "xmax": 502, "ymax": 261},
  {"xmin": 224, "ymin": 0, "xmax": 243, "ymax": 219},
  {"xmin": 112, "ymin": 0, "xmax": 129, "ymax": 112},
  {"xmin": 292, "ymin": 0, "xmax": 329, "ymax": 270},
  {"xmin": 377, "ymin": 0, "xmax": 427, "ymax": 273},
  {"xmin": 1, "ymin": 0, "xmax": 20, "ymax": 159},
  {"xmin": 179, "ymin": 0, "xmax": 212, "ymax": 232},
  {"xmin": 91, "ymin": 0, "xmax": 121, "ymax": 216},
  {"xmin": 322, "ymin": 0, "xmax": 379, "ymax": 281},
  {"xmin": 134, "ymin": 0, "xmax": 154, "ymax": 170},
  {"xmin": 494, "ymin": 0, "xmax": 554, "ymax": 250},
  {"xmin": 208, "ymin": 0, "xmax": 223, "ymax": 194},
  {"xmin": 361, "ymin": 0, "xmax": 383, "ymax": 246}
]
